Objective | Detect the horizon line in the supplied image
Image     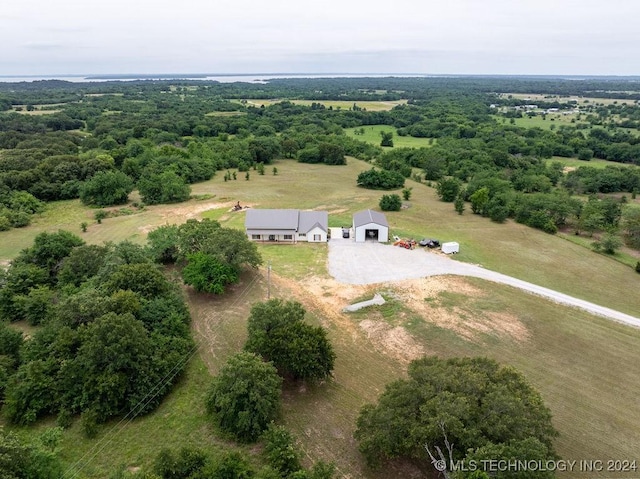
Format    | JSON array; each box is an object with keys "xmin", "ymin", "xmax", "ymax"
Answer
[{"xmin": 2, "ymin": 72, "xmax": 640, "ymax": 79}]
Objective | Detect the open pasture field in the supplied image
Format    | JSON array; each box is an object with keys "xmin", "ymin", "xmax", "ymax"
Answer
[
  {"xmin": 12, "ymin": 104, "xmax": 63, "ymax": 115},
  {"xmin": 238, "ymin": 98, "xmax": 407, "ymax": 111},
  {"xmin": 344, "ymin": 125, "xmax": 435, "ymax": 149},
  {"xmin": 497, "ymin": 114, "xmax": 640, "ymax": 136},
  {"xmin": 547, "ymin": 156, "xmax": 638, "ymax": 170},
  {"xmin": 177, "ymin": 256, "xmax": 640, "ymax": 479},
  {"xmin": 501, "ymin": 92, "xmax": 640, "ymax": 106},
  {"xmin": 204, "ymin": 110, "xmax": 246, "ymax": 117},
  {"xmin": 1, "ymin": 158, "xmax": 637, "ymax": 316},
  {"xmin": 493, "ymin": 113, "xmax": 588, "ymax": 130}
]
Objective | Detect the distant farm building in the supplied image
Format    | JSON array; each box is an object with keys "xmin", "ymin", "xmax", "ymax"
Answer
[
  {"xmin": 245, "ymin": 209, "xmax": 328, "ymax": 243},
  {"xmin": 353, "ymin": 209, "xmax": 389, "ymax": 243}
]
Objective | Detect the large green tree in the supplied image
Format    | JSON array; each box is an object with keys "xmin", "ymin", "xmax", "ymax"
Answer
[
  {"xmin": 79, "ymin": 170, "xmax": 134, "ymax": 206},
  {"xmin": 357, "ymin": 168, "xmax": 405, "ymax": 190},
  {"xmin": 137, "ymin": 170, "xmax": 191, "ymax": 205},
  {"xmin": 354, "ymin": 357, "xmax": 557, "ymax": 472},
  {"xmin": 437, "ymin": 177, "xmax": 463, "ymax": 202},
  {"xmin": 245, "ymin": 299, "xmax": 335, "ymax": 382},
  {"xmin": 206, "ymin": 352, "xmax": 282, "ymax": 442}
]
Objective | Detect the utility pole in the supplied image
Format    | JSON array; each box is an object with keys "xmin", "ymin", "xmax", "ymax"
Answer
[{"xmin": 267, "ymin": 261, "xmax": 271, "ymax": 300}]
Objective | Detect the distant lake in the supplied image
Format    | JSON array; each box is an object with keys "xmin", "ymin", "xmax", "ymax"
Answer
[{"xmin": 0, "ymin": 73, "xmax": 428, "ymax": 84}]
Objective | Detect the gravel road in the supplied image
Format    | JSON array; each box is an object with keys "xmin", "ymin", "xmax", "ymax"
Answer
[{"xmin": 328, "ymin": 237, "xmax": 640, "ymax": 328}]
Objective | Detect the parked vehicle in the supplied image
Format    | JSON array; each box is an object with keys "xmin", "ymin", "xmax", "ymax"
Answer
[
  {"xmin": 394, "ymin": 239, "xmax": 416, "ymax": 249},
  {"xmin": 342, "ymin": 227, "xmax": 350, "ymax": 238},
  {"xmin": 419, "ymin": 238, "xmax": 440, "ymax": 248}
]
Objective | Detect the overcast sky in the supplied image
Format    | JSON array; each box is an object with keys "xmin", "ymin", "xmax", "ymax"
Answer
[{"xmin": 1, "ymin": 0, "xmax": 638, "ymax": 76}]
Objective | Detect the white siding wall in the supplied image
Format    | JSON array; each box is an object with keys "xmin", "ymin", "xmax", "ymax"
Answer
[
  {"xmin": 305, "ymin": 227, "xmax": 327, "ymax": 242},
  {"xmin": 247, "ymin": 231, "xmax": 296, "ymax": 242},
  {"xmin": 354, "ymin": 222, "xmax": 389, "ymax": 242}
]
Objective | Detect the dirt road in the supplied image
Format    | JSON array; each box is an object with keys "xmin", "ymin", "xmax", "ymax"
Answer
[{"xmin": 328, "ymin": 240, "xmax": 640, "ymax": 328}]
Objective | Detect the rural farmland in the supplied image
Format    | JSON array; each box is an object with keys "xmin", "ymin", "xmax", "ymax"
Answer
[{"xmin": 1, "ymin": 76, "xmax": 639, "ymax": 479}]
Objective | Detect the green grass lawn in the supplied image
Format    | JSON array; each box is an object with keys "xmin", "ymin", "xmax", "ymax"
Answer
[
  {"xmin": 2, "ymin": 158, "xmax": 637, "ymax": 315},
  {"xmin": 492, "ymin": 114, "xmax": 589, "ymax": 130},
  {"xmin": 344, "ymin": 125, "xmax": 435, "ymax": 149}
]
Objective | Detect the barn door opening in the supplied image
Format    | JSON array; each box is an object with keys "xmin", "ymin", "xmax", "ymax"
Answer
[{"xmin": 365, "ymin": 229, "xmax": 379, "ymax": 241}]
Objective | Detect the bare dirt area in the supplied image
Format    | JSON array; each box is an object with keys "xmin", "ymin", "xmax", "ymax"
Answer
[
  {"xmin": 358, "ymin": 319, "xmax": 426, "ymax": 361},
  {"xmin": 393, "ymin": 276, "xmax": 530, "ymax": 342},
  {"xmin": 138, "ymin": 200, "xmax": 239, "ymax": 234}
]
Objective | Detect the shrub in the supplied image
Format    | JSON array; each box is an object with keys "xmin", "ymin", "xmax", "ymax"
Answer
[
  {"xmin": 182, "ymin": 252, "xmax": 239, "ymax": 294},
  {"xmin": 379, "ymin": 194, "xmax": 402, "ymax": 212},
  {"xmin": 357, "ymin": 169, "xmax": 405, "ymax": 190}
]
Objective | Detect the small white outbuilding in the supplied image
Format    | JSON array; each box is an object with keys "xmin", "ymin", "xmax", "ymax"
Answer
[
  {"xmin": 441, "ymin": 242, "xmax": 460, "ymax": 254},
  {"xmin": 353, "ymin": 209, "xmax": 389, "ymax": 243}
]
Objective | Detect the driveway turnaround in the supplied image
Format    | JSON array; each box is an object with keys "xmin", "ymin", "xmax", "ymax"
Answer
[{"xmin": 328, "ymin": 240, "xmax": 640, "ymax": 328}]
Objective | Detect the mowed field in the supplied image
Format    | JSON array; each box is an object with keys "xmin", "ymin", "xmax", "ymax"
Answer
[
  {"xmin": 547, "ymin": 156, "xmax": 639, "ymax": 170},
  {"xmin": 238, "ymin": 99, "xmax": 407, "ymax": 111},
  {"xmin": 501, "ymin": 92, "xmax": 640, "ymax": 106},
  {"xmin": 344, "ymin": 125, "xmax": 435, "ymax": 149},
  {"xmin": 2, "ymin": 158, "xmax": 640, "ymax": 477}
]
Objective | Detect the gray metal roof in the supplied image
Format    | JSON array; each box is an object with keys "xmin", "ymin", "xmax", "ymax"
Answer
[
  {"xmin": 353, "ymin": 209, "xmax": 389, "ymax": 228},
  {"xmin": 298, "ymin": 211, "xmax": 328, "ymax": 234},
  {"xmin": 245, "ymin": 209, "xmax": 299, "ymax": 230}
]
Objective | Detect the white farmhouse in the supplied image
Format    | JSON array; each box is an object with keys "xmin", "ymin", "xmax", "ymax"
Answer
[{"xmin": 245, "ymin": 209, "xmax": 328, "ymax": 243}]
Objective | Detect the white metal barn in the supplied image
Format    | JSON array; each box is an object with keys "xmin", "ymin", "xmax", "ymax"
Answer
[{"xmin": 353, "ymin": 209, "xmax": 389, "ymax": 243}]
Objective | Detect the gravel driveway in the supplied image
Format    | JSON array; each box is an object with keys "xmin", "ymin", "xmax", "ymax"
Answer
[{"xmin": 328, "ymin": 239, "xmax": 640, "ymax": 328}]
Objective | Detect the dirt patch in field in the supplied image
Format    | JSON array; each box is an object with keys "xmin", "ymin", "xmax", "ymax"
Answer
[
  {"xmin": 358, "ymin": 319, "xmax": 426, "ymax": 362},
  {"xmin": 189, "ymin": 267, "xmax": 528, "ymax": 374},
  {"xmin": 138, "ymin": 200, "xmax": 241, "ymax": 235},
  {"xmin": 395, "ymin": 275, "xmax": 484, "ymax": 299},
  {"xmin": 393, "ymin": 276, "xmax": 530, "ymax": 342},
  {"xmin": 274, "ymin": 275, "xmax": 365, "ymax": 335},
  {"xmin": 271, "ymin": 274, "xmax": 428, "ymax": 364},
  {"xmin": 161, "ymin": 200, "xmax": 237, "ymax": 220}
]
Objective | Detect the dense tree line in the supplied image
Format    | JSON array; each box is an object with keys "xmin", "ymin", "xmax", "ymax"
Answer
[{"xmin": 0, "ymin": 232, "xmax": 194, "ymax": 431}]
